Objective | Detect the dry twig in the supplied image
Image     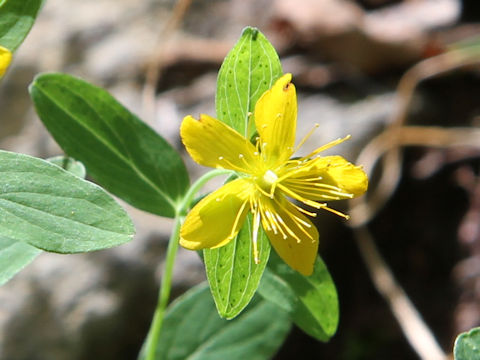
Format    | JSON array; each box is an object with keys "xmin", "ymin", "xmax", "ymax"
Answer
[
  {"xmin": 348, "ymin": 49, "xmax": 480, "ymax": 360},
  {"xmin": 141, "ymin": 0, "xmax": 193, "ymax": 123}
]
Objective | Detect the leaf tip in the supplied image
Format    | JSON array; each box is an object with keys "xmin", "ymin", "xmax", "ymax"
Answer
[
  {"xmin": 28, "ymin": 72, "xmax": 46, "ymax": 95},
  {"xmin": 242, "ymin": 26, "xmax": 259, "ymax": 40}
]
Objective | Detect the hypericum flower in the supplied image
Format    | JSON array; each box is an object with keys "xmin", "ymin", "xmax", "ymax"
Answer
[
  {"xmin": 0, "ymin": 46, "xmax": 12, "ymax": 78},
  {"xmin": 180, "ymin": 74, "xmax": 367, "ymax": 275}
]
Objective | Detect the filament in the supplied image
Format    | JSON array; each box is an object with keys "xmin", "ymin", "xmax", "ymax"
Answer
[{"xmin": 293, "ymin": 123, "xmax": 319, "ymax": 154}]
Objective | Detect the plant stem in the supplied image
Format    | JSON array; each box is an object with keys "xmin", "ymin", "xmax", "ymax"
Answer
[
  {"xmin": 61, "ymin": 155, "xmax": 70, "ymax": 170},
  {"xmin": 143, "ymin": 168, "xmax": 232, "ymax": 360},
  {"xmin": 145, "ymin": 215, "xmax": 182, "ymax": 360},
  {"xmin": 179, "ymin": 169, "xmax": 233, "ymax": 215}
]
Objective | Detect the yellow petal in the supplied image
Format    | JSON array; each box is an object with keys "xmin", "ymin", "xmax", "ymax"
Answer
[
  {"xmin": 260, "ymin": 197, "xmax": 318, "ymax": 276},
  {"xmin": 181, "ymin": 114, "xmax": 258, "ymax": 173},
  {"xmin": 0, "ymin": 46, "xmax": 12, "ymax": 78},
  {"xmin": 314, "ymin": 156, "xmax": 368, "ymax": 196},
  {"xmin": 180, "ymin": 178, "xmax": 253, "ymax": 250},
  {"xmin": 282, "ymin": 155, "xmax": 368, "ymax": 201},
  {"xmin": 254, "ymin": 73, "xmax": 297, "ymax": 167}
]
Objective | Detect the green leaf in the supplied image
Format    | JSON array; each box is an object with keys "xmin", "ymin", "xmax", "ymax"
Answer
[
  {"xmin": 454, "ymin": 327, "xmax": 480, "ymax": 360},
  {"xmin": 0, "ymin": 0, "xmax": 44, "ymax": 51},
  {"xmin": 202, "ymin": 26, "xmax": 282, "ymax": 319},
  {"xmin": 204, "ymin": 214, "xmax": 270, "ymax": 319},
  {"xmin": 0, "ymin": 235, "xmax": 41, "ymax": 286},
  {"xmin": 29, "ymin": 73, "xmax": 189, "ymax": 218},
  {"xmin": 139, "ymin": 283, "xmax": 291, "ymax": 360},
  {"xmin": 216, "ymin": 26, "xmax": 283, "ymax": 137},
  {"xmin": 47, "ymin": 156, "xmax": 87, "ymax": 179},
  {"xmin": 0, "ymin": 150, "xmax": 134, "ymax": 253},
  {"xmin": 258, "ymin": 252, "xmax": 339, "ymax": 342}
]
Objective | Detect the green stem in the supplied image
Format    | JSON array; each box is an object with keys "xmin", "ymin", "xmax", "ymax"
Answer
[
  {"xmin": 145, "ymin": 215, "xmax": 182, "ymax": 360},
  {"xmin": 61, "ymin": 155, "xmax": 71, "ymax": 170},
  {"xmin": 179, "ymin": 169, "xmax": 233, "ymax": 215},
  {"xmin": 144, "ymin": 168, "xmax": 232, "ymax": 360}
]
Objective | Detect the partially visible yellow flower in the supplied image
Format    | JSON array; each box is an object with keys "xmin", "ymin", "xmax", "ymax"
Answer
[
  {"xmin": 0, "ymin": 46, "xmax": 12, "ymax": 78},
  {"xmin": 180, "ymin": 74, "xmax": 368, "ymax": 275}
]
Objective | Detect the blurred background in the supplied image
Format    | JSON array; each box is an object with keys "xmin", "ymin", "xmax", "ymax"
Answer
[{"xmin": 1, "ymin": 0, "xmax": 480, "ymax": 359}]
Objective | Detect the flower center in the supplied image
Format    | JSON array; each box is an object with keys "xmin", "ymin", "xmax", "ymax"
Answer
[
  {"xmin": 257, "ymin": 169, "xmax": 278, "ymax": 197},
  {"xmin": 263, "ymin": 169, "xmax": 278, "ymax": 183}
]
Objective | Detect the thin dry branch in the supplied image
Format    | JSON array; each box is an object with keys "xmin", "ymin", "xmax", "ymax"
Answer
[
  {"xmin": 141, "ymin": 0, "xmax": 193, "ymax": 123},
  {"xmin": 350, "ymin": 126, "xmax": 480, "ymax": 226},
  {"xmin": 355, "ymin": 226, "xmax": 448, "ymax": 360},
  {"xmin": 348, "ymin": 49, "xmax": 480, "ymax": 360}
]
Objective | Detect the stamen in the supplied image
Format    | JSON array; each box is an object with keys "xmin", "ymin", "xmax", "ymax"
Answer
[
  {"xmin": 252, "ymin": 210, "xmax": 261, "ymax": 264},
  {"xmin": 277, "ymin": 162, "xmax": 320, "ymax": 182},
  {"xmin": 272, "ymin": 212, "xmax": 289, "ymax": 239},
  {"xmin": 254, "ymin": 137, "xmax": 262, "ymax": 155},
  {"xmin": 312, "ymin": 183, "xmax": 349, "ymax": 191},
  {"xmin": 260, "ymin": 206, "xmax": 278, "ymax": 235},
  {"xmin": 324, "ymin": 190, "xmax": 353, "ymax": 198},
  {"xmin": 272, "ymin": 198, "xmax": 314, "ymax": 242},
  {"xmin": 282, "ymin": 176, "xmax": 323, "ymax": 184},
  {"xmin": 293, "ymin": 123, "xmax": 319, "ymax": 154},
  {"xmin": 259, "ymin": 142, "xmax": 268, "ymax": 161},
  {"xmin": 258, "ymin": 195, "xmax": 317, "ymax": 245},
  {"xmin": 261, "ymin": 216, "xmax": 272, "ymax": 232},
  {"xmin": 269, "ymin": 183, "xmax": 277, "ymax": 198},
  {"xmin": 318, "ymin": 203, "xmax": 350, "ymax": 219},
  {"xmin": 287, "ymin": 176, "xmax": 323, "ymax": 183},
  {"xmin": 260, "ymin": 202, "xmax": 280, "ymax": 235},
  {"xmin": 296, "ymin": 217, "xmax": 312, "ymax": 228},
  {"xmin": 251, "ymin": 198, "xmax": 272, "ymax": 235},
  {"xmin": 255, "ymin": 184, "xmax": 274, "ymax": 198},
  {"xmin": 261, "ymin": 211, "xmax": 274, "ymax": 232},
  {"xmin": 277, "ymin": 183, "xmax": 323, "ymax": 209},
  {"xmin": 285, "ymin": 182, "xmax": 353, "ymax": 199},
  {"xmin": 292, "ymin": 203, "xmax": 317, "ymax": 217},
  {"xmin": 217, "ymin": 154, "xmax": 254, "ymax": 173},
  {"xmin": 294, "ymin": 222, "xmax": 315, "ymax": 241},
  {"xmin": 302, "ymin": 135, "xmax": 351, "ymax": 160},
  {"xmin": 276, "ymin": 167, "xmax": 306, "ymax": 183},
  {"xmin": 229, "ymin": 200, "xmax": 249, "ymax": 239},
  {"xmin": 319, "ymin": 194, "xmax": 346, "ymax": 200}
]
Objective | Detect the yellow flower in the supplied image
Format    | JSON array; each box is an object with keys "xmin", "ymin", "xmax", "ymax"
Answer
[
  {"xmin": 0, "ymin": 46, "xmax": 12, "ymax": 78},
  {"xmin": 180, "ymin": 74, "xmax": 368, "ymax": 275}
]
